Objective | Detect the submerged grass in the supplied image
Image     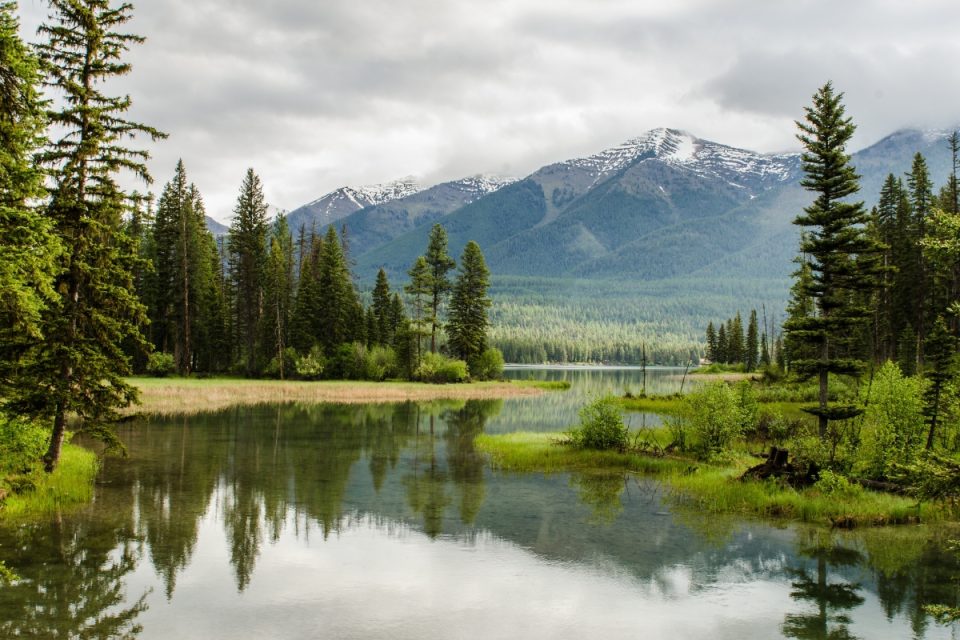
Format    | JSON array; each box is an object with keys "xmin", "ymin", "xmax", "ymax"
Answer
[
  {"xmin": 1, "ymin": 445, "xmax": 99, "ymax": 519},
  {"xmin": 128, "ymin": 377, "xmax": 543, "ymax": 416},
  {"xmin": 475, "ymin": 431, "xmax": 944, "ymax": 528}
]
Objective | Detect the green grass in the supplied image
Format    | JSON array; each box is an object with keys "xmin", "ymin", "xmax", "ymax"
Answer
[
  {"xmin": 1, "ymin": 445, "xmax": 99, "ymax": 519},
  {"xmin": 475, "ymin": 431, "xmax": 946, "ymax": 528},
  {"xmin": 618, "ymin": 395, "xmax": 683, "ymax": 415},
  {"xmin": 510, "ymin": 379, "xmax": 572, "ymax": 391}
]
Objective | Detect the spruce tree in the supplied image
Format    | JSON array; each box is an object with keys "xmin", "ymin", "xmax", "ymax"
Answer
[
  {"xmin": 290, "ymin": 232, "xmax": 322, "ymax": 353},
  {"xmin": 907, "ymin": 153, "xmax": 935, "ymax": 355},
  {"xmin": 923, "ymin": 316, "xmax": 956, "ymax": 450},
  {"xmin": 424, "ymin": 224, "xmax": 456, "ymax": 353},
  {"xmin": 405, "ymin": 255, "xmax": 431, "ymax": 363},
  {"xmin": 705, "ymin": 322, "xmax": 717, "ymax": 362},
  {"xmin": 316, "ymin": 225, "xmax": 357, "ymax": 354},
  {"xmin": 447, "ymin": 241, "xmax": 491, "ymax": 366},
  {"xmin": 0, "ymin": 1, "xmax": 60, "ymax": 368},
  {"xmin": 716, "ymin": 323, "xmax": 728, "ymax": 364},
  {"xmin": 261, "ymin": 215, "xmax": 294, "ymax": 375},
  {"xmin": 16, "ymin": 0, "xmax": 165, "ymax": 470},
  {"xmin": 746, "ymin": 310, "xmax": 759, "ymax": 371},
  {"xmin": 227, "ymin": 169, "xmax": 269, "ymax": 375},
  {"xmin": 785, "ymin": 82, "xmax": 881, "ymax": 439},
  {"xmin": 371, "ymin": 268, "xmax": 392, "ymax": 346}
]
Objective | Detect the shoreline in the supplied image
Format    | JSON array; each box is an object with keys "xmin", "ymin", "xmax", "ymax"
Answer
[{"xmin": 126, "ymin": 377, "xmax": 544, "ymax": 416}]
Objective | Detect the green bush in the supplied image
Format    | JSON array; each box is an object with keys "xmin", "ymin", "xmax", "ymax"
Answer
[
  {"xmin": 470, "ymin": 348, "xmax": 505, "ymax": 381},
  {"xmin": 860, "ymin": 361, "xmax": 926, "ymax": 479},
  {"xmin": 678, "ymin": 382, "xmax": 745, "ymax": 458},
  {"xmin": 363, "ymin": 345, "xmax": 397, "ymax": 381},
  {"xmin": 264, "ymin": 347, "xmax": 299, "ymax": 379},
  {"xmin": 294, "ymin": 345, "xmax": 326, "ymax": 380},
  {"xmin": 0, "ymin": 415, "xmax": 48, "ymax": 475},
  {"xmin": 568, "ymin": 396, "xmax": 628, "ymax": 451},
  {"xmin": 146, "ymin": 352, "xmax": 176, "ymax": 377},
  {"xmin": 416, "ymin": 352, "xmax": 468, "ymax": 383}
]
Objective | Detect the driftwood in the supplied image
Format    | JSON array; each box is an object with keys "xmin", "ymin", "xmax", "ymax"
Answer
[
  {"xmin": 851, "ymin": 477, "xmax": 907, "ymax": 494},
  {"xmin": 740, "ymin": 446, "xmax": 819, "ymax": 487}
]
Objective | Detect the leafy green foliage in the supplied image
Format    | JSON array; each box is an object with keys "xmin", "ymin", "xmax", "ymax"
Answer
[
  {"xmin": 470, "ymin": 348, "xmax": 505, "ymax": 381},
  {"xmin": 568, "ymin": 396, "xmax": 628, "ymax": 451},
  {"xmin": 146, "ymin": 352, "xmax": 176, "ymax": 378},
  {"xmin": 673, "ymin": 382, "xmax": 750, "ymax": 457},
  {"xmin": 0, "ymin": 414, "xmax": 47, "ymax": 476},
  {"xmin": 860, "ymin": 362, "xmax": 926, "ymax": 479},
  {"xmin": 294, "ymin": 345, "xmax": 326, "ymax": 380},
  {"xmin": 415, "ymin": 352, "xmax": 468, "ymax": 383}
]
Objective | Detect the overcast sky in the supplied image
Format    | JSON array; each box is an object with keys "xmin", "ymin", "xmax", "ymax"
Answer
[{"xmin": 15, "ymin": 0, "xmax": 960, "ymax": 221}]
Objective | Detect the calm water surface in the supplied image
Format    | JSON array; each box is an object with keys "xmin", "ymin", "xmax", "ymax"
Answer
[{"xmin": 1, "ymin": 368, "xmax": 958, "ymax": 639}]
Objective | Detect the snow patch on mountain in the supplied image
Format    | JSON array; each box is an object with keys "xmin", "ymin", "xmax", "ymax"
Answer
[
  {"xmin": 566, "ymin": 128, "xmax": 799, "ymax": 188},
  {"xmin": 455, "ymin": 174, "xmax": 519, "ymax": 199}
]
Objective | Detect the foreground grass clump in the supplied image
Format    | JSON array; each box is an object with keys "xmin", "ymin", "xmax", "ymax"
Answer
[
  {"xmin": 475, "ymin": 431, "xmax": 944, "ymax": 527},
  {"xmin": 1, "ymin": 445, "xmax": 98, "ymax": 518}
]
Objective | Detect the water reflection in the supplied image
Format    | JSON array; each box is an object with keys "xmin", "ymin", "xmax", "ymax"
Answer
[{"xmin": 0, "ymin": 395, "xmax": 958, "ymax": 638}]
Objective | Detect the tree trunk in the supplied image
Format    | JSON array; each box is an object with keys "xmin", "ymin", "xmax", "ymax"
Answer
[{"xmin": 44, "ymin": 404, "xmax": 68, "ymax": 473}]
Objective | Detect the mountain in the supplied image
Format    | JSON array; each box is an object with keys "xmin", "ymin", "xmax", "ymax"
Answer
[
  {"xmin": 204, "ymin": 216, "xmax": 229, "ymax": 237},
  {"xmin": 285, "ymin": 176, "xmax": 422, "ymax": 234},
  {"xmin": 355, "ymin": 129, "xmax": 801, "ymax": 279}
]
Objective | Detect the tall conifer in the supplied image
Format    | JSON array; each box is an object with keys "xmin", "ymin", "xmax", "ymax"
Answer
[
  {"xmin": 448, "ymin": 241, "xmax": 491, "ymax": 365},
  {"xmin": 17, "ymin": 0, "xmax": 165, "ymax": 470},
  {"xmin": 785, "ymin": 82, "xmax": 881, "ymax": 439}
]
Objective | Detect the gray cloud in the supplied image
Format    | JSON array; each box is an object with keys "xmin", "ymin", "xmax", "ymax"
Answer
[{"xmin": 14, "ymin": 0, "xmax": 960, "ymax": 220}]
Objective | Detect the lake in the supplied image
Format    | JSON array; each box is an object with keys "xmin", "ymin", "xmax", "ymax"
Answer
[{"xmin": 1, "ymin": 367, "xmax": 957, "ymax": 639}]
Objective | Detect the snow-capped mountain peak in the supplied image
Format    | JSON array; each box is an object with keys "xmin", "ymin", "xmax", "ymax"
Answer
[{"xmin": 566, "ymin": 128, "xmax": 798, "ymax": 187}]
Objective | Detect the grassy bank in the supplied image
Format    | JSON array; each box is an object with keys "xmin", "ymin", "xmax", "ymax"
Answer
[
  {"xmin": 127, "ymin": 377, "xmax": 544, "ymax": 416},
  {"xmin": 1, "ymin": 445, "xmax": 99, "ymax": 519},
  {"xmin": 509, "ymin": 379, "xmax": 572, "ymax": 391},
  {"xmin": 475, "ymin": 432, "xmax": 944, "ymax": 528}
]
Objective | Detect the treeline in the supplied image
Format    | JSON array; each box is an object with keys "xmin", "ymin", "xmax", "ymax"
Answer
[
  {"xmin": 132, "ymin": 162, "xmax": 501, "ymax": 382},
  {"xmin": 703, "ymin": 309, "xmax": 781, "ymax": 371}
]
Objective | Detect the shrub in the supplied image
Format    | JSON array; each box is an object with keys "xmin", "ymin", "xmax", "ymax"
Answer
[
  {"xmin": 0, "ymin": 415, "xmax": 48, "ymax": 475},
  {"xmin": 264, "ymin": 347, "xmax": 299, "ymax": 379},
  {"xmin": 363, "ymin": 345, "xmax": 397, "ymax": 381},
  {"xmin": 416, "ymin": 352, "xmax": 468, "ymax": 383},
  {"xmin": 470, "ymin": 348, "xmax": 505, "ymax": 381},
  {"xmin": 860, "ymin": 361, "xmax": 926, "ymax": 479},
  {"xmin": 146, "ymin": 352, "xmax": 175, "ymax": 377},
  {"xmin": 813, "ymin": 470, "xmax": 863, "ymax": 498},
  {"xmin": 294, "ymin": 346, "xmax": 326, "ymax": 380},
  {"xmin": 678, "ymin": 382, "xmax": 744, "ymax": 458},
  {"xmin": 568, "ymin": 396, "xmax": 628, "ymax": 451}
]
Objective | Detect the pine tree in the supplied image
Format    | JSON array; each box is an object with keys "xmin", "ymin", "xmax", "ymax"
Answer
[
  {"xmin": 316, "ymin": 225, "xmax": 357, "ymax": 354},
  {"xmin": 907, "ymin": 153, "xmax": 935, "ymax": 355},
  {"xmin": 371, "ymin": 268, "xmax": 392, "ymax": 346},
  {"xmin": 260, "ymin": 215, "xmax": 294, "ymax": 375},
  {"xmin": 785, "ymin": 82, "xmax": 881, "ymax": 439},
  {"xmin": 227, "ymin": 169, "xmax": 269, "ymax": 375},
  {"xmin": 940, "ymin": 131, "xmax": 960, "ymax": 215},
  {"xmin": 447, "ymin": 241, "xmax": 492, "ymax": 365},
  {"xmin": 424, "ymin": 224, "xmax": 456, "ymax": 353},
  {"xmin": 923, "ymin": 317, "xmax": 956, "ymax": 450},
  {"xmin": 0, "ymin": 2, "xmax": 60, "ymax": 369},
  {"xmin": 729, "ymin": 313, "xmax": 744, "ymax": 366},
  {"xmin": 705, "ymin": 321, "xmax": 717, "ymax": 362},
  {"xmin": 290, "ymin": 231, "xmax": 322, "ymax": 353},
  {"xmin": 716, "ymin": 323, "xmax": 728, "ymax": 364},
  {"xmin": 405, "ymin": 255, "xmax": 431, "ymax": 364},
  {"xmin": 746, "ymin": 309, "xmax": 759, "ymax": 371},
  {"xmin": 16, "ymin": 0, "xmax": 165, "ymax": 470}
]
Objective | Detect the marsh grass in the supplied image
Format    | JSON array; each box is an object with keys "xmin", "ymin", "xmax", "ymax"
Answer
[
  {"xmin": 128, "ymin": 377, "xmax": 543, "ymax": 416},
  {"xmin": 2, "ymin": 445, "xmax": 98, "ymax": 519},
  {"xmin": 475, "ymin": 431, "xmax": 944, "ymax": 527},
  {"xmin": 618, "ymin": 395, "xmax": 683, "ymax": 414},
  {"xmin": 510, "ymin": 379, "xmax": 572, "ymax": 391}
]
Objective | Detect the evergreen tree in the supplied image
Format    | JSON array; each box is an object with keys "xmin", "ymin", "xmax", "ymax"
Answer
[
  {"xmin": 260, "ymin": 215, "xmax": 294, "ymax": 375},
  {"xmin": 785, "ymin": 82, "xmax": 881, "ymax": 439},
  {"xmin": 716, "ymin": 323, "xmax": 728, "ymax": 365},
  {"xmin": 424, "ymin": 224, "xmax": 456, "ymax": 353},
  {"xmin": 447, "ymin": 241, "xmax": 492, "ymax": 366},
  {"xmin": 907, "ymin": 153, "xmax": 935, "ymax": 355},
  {"xmin": 746, "ymin": 309, "xmax": 759, "ymax": 371},
  {"xmin": 289, "ymin": 232, "xmax": 321, "ymax": 353},
  {"xmin": 371, "ymin": 268, "xmax": 392, "ymax": 346},
  {"xmin": 316, "ymin": 225, "xmax": 357, "ymax": 354},
  {"xmin": 728, "ymin": 313, "xmax": 744, "ymax": 365},
  {"xmin": 405, "ymin": 256, "xmax": 431, "ymax": 364},
  {"xmin": 705, "ymin": 322, "xmax": 717, "ymax": 362},
  {"xmin": 923, "ymin": 316, "xmax": 956, "ymax": 450},
  {"xmin": 940, "ymin": 131, "xmax": 959, "ymax": 216},
  {"xmin": 0, "ymin": 2, "xmax": 60, "ymax": 370},
  {"xmin": 227, "ymin": 169, "xmax": 269, "ymax": 375},
  {"xmin": 16, "ymin": 0, "xmax": 165, "ymax": 470}
]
